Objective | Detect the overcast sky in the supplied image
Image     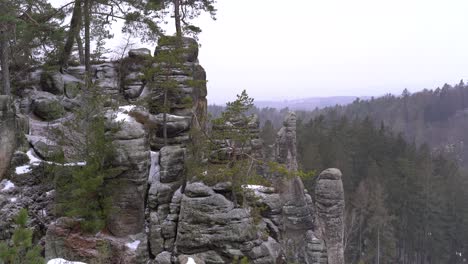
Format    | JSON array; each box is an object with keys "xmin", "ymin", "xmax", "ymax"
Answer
[{"xmin": 52, "ymin": 0, "xmax": 468, "ymax": 104}]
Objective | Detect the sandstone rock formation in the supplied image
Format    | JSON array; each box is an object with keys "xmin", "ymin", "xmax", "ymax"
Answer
[
  {"xmin": 276, "ymin": 112, "xmax": 298, "ymax": 172},
  {"xmin": 0, "ymin": 37, "xmax": 345, "ymax": 264},
  {"xmin": 315, "ymin": 168, "xmax": 345, "ymax": 264},
  {"xmin": 104, "ymin": 106, "xmax": 150, "ymax": 237},
  {"xmin": 0, "ymin": 95, "xmax": 16, "ymax": 179},
  {"xmin": 45, "ymin": 218, "xmax": 148, "ymax": 264},
  {"xmin": 274, "ymin": 112, "xmax": 328, "ymax": 264}
]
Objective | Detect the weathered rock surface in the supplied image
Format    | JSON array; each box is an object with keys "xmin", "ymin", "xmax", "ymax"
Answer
[
  {"xmin": 94, "ymin": 63, "xmax": 120, "ymax": 96},
  {"xmin": 175, "ymin": 182, "xmax": 281, "ymax": 263},
  {"xmin": 1, "ymin": 36, "xmax": 345, "ymax": 264},
  {"xmin": 129, "ymin": 48, "xmax": 151, "ymax": 58},
  {"xmin": 315, "ymin": 168, "xmax": 345, "ymax": 264},
  {"xmin": 105, "ymin": 109, "xmax": 150, "ymax": 237},
  {"xmin": 0, "ymin": 159, "xmax": 55, "ymax": 246},
  {"xmin": 276, "ymin": 112, "xmax": 298, "ymax": 172},
  {"xmin": 32, "ymin": 94, "xmax": 65, "ymax": 121},
  {"xmin": 45, "ymin": 218, "xmax": 148, "ymax": 264},
  {"xmin": 209, "ymin": 114, "xmax": 263, "ymax": 164},
  {"xmin": 0, "ymin": 96, "xmax": 16, "ymax": 179},
  {"xmin": 40, "ymin": 71, "xmax": 64, "ymax": 95}
]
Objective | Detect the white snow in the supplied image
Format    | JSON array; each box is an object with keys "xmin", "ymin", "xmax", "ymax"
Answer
[
  {"xmin": 243, "ymin": 184, "xmax": 264, "ymax": 191},
  {"xmin": 119, "ymin": 105, "xmax": 136, "ymax": 112},
  {"xmin": 15, "ymin": 165, "xmax": 32, "ymax": 175},
  {"xmin": 1, "ymin": 180, "xmax": 15, "ymax": 191},
  {"xmin": 47, "ymin": 258, "xmax": 87, "ymax": 264},
  {"xmin": 187, "ymin": 257, "xmax": 196, "ymax": 264},
  {"xmin": 63, "ymin": 161, "xmax": 87, "ymax": 167},
  {"xmin": 126, "ymin": 240, "xmax": 140, "ymax": 251},
  {"xmin": 114, "ymin": 105, "xmax": 136, "ymax": 122},
  {"xmin": 15, "ymin": 149, "xmax": 86, "ymax": 175},
  {"xmin": 14, "ymin": 149, "xmax": 42, "ymax": 175},
  {"xmin": 27, "ymin": 149, "xmax": 42, "ymax": 165},
  {"xmin": 10, "ymin": 197, "xmax": 17, "ymax": 202},
  {"xmin": 115, "ymin": 112, "xmax": 132, "ymax": 122}
]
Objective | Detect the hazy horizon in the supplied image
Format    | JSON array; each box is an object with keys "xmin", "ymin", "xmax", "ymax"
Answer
[{"xmin": 50, "ymin": 0, "xmax": 468, "ymax": 104}]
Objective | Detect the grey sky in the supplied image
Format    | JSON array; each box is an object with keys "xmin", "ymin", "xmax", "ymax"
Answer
[{"xmin": 51, "ymin": 0, "xmax": 468, "ymax": 104}]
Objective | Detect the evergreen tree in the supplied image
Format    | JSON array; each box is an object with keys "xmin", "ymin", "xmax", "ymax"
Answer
[
  {"xmin": 0, "ymin": 209, "xmax": 44, "ymax": 264},
  {"xmin": 259, "ymin": 119, "xmax": 276, "ymax": 146}
]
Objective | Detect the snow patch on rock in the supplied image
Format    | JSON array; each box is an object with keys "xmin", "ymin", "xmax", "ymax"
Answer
[
  {"xmin": 114, "ymin": 105, "xmax": 136, "ymax": 122},
  {"xmin": 47, "ymin": 258, "xmax": 87, "ymax": 264},
  {"xmin": 15, "ymin": 149, "xmax": 86, "ymax": 175},
  {"xmin": 15, "ymin": 165, "xmax": 32, "ymax": 175},
  {"xmin": 1, "ymin": 180, "xmax": 15, "ymax": 191},
  {"xmin": 126, "ymin": 240, "xmax": 140, "ymax": 251}
]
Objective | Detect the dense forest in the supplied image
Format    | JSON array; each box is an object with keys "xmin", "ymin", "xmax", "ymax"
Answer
[
  {"xmin": 245, "ymin": 83, "xmax": 468, "ymax": 263},
  {"xmin": 296, "ymin": 115, "xmax": 468, "ymax": 263},
  {"xmin": 315, "ymin": 83, "xmax": 468, "ymax": 167},
  {"xmin": 213, "ymin": 81, "xmax": 468, "ymax": 167}
]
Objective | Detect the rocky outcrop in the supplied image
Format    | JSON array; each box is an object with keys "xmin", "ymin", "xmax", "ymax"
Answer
[
  {"xmin": 104, "ymin": 106, "xmax": 150, "ymax": 237},
  {"xmin": 0, "ymin": 36, "xmax": 346, "ymax": 264},
  {"xmin": 0, "ymin": 95, "xmax": 16, "ymax": 179},
  {"xmin": 315, "ymin": 168, "xmax": 345, "ymax": 264},
  {"xmin": 275, "ymin": 112, "xmax": 298, "ymax": 172},
  {"xmin": 209, "ymin": 114, "xmax": 263, "ymax": 164},
  {"xmin": 45, "ymin": 217, "xmax": 148, "ymax": 264},
  {"xmin": 271, "ymin": 112, "xmax": 327, "ymax": 264}
]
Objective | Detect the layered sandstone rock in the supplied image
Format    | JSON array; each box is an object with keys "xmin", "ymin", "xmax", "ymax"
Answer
[
  {"xmin": 315, "ymin": 168, "xmax": 345, "ymax": 264},
  {"xmin": 0, "ymin": 36, "xmax": 346, "ymax": 264},
  {"xmin": 104, "ymin": 106, "xmax": 150, "ymax": 237},
  {"xmin": 0, "ymin": 95, "xmax": 16, "ymax": 179}
]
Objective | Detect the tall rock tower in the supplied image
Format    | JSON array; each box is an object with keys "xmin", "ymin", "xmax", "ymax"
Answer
[{"xmin": 275, "ymin": 112, "xmax": 345, "ymax": 264}]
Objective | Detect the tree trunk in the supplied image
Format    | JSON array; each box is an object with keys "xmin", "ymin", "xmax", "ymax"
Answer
[
  {"xmin": 60, "ymin": 0, "xmax": 82, "ymax": 68},
  {"xmin": 76, "ymin": 32, "xmax": 84, "ymax": 65},
  {"xmin": 174, "ymin": 0, "xmax": 182, "ymax": 38},
  {"xmin": 0, "ymin": 24, "xmax": 10, "ymax": 95},
  {"xmin": 83, "ymin": 0, "xmax": 91, "ymax": 87}
]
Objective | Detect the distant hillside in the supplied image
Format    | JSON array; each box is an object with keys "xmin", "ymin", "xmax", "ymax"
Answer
[
  {"xmin": 254, "ymin": 96, "xmax": 371, "ymax": 110},
  {"xmin": 312, "ymin": 81, "xmax": 468, "ymax": 166}
]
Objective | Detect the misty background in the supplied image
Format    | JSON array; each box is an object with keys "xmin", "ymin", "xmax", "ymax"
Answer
[{"xmin": 48, "ymin": 0, "xmax": 468, "ymax": 105}]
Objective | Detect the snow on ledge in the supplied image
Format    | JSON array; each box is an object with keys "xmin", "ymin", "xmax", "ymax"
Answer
[
  {"xmin": 15, "ymin": 165, "xmax": 32, "ymax": 175},
  {"xmin": 47, "ymin": 258, "xmax": 87, "ymax": 264},
  {"xmin": 187, "ymin": 257, "xmax": 196, "ymax": 264},
  {"xmin": 27, "ymin": 149, "xmax": 42, "ymax": 165},
  {"xmin": 1, "ymin": 180, "xmax": 15, "ymax": 191},
  {"xmin": 242, "ymin": 184, "xmax": 275, "ymax": 195},
  {"xmin": 15, "ymin": 149, "xmax": 86, "ymax": 175},
  {"xmin": 126, "ymin": 240, "xmax": 140, "ymax": 251},
  {"xmin": 114, "ymin": 105, "xmax": 136, "ymax": 122},
  {"xmin": 243, "ymin": 184, "xmax": 264, "ymax": 190}
]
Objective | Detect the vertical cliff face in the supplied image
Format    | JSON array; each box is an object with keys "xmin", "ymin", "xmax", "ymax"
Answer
[
  {"xmin": 0, "ymin": 95, "xmax": 16, "ymax": 180},
  {"xmin": 315, "ymin": 168, "xmax": 345, "ymax": 264},
  {"xmin": 275, "ymin": 112, "xmax": 325, "ymax": 263},
  {"xmin": 0, "ymin": 37, "xmax": 345, "ymax": 264}
]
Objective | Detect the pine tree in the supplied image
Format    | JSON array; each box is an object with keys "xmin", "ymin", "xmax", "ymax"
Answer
[{"xmin": 0, "ymin": 209, "xmax": 44, "ymax": 264}]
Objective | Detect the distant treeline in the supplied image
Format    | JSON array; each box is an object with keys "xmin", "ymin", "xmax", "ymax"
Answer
[
  {"xmin": 211, "ymin": 80, "xmax": 468, "ymax": 166},
  {"xmin": 209, "ymin": 80, "xmax": 468, "ymax": 263},
  {"xmin": 297, "ymin": 115, "xmax": 468, "ymax": 263}
]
